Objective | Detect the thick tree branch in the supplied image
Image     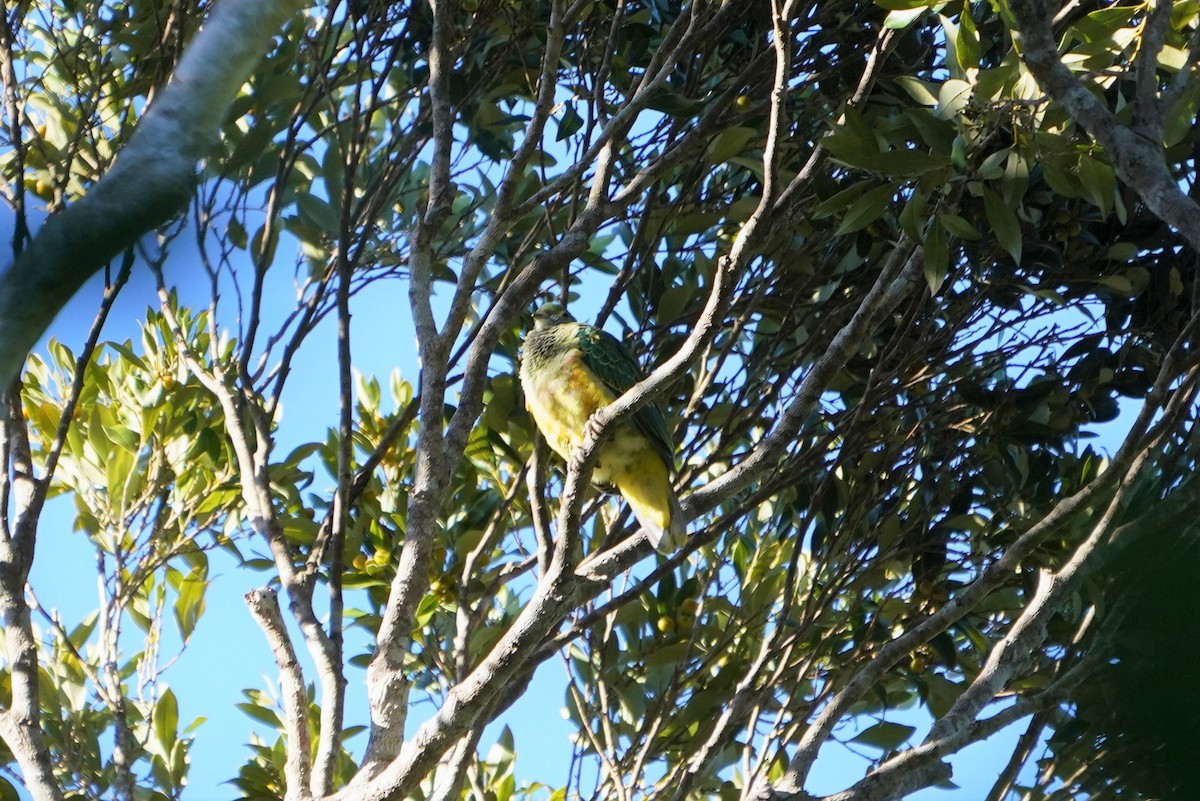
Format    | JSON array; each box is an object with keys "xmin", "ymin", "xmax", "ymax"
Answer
[
  {"xmin": 361, "ymin": 0, "xmax": 460, "ymax": 770},
  {"xmin": 0, "ymin": 398, "xmax": 59, "ymax": 801},
  {"xmin": 153, "ymin": 279, "xmax": 352, "ymax": 801},
  {"xmin": 246, "ymin": 588, "xmax": 314, "ymax": 801},
  {"xmin": 0, "ymin": 0, "xmax": 310, "ymax": 386},
  {"xmin": 1010, "ymin": 0, "xmax": 1200, "ymax": 250},
  {"xmin": 1131, "ymin": 0, "xmax": 1171, "ymax": 137}
]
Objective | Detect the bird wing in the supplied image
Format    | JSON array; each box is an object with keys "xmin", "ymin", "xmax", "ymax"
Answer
[{"xmin": 572, "ymin": 324, "xmax": 676, "ymax": 470}]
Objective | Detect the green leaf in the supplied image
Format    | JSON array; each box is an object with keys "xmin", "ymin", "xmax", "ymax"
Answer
[
  {"xmin": 852, "ymin": 720, "xmax": 916, "ymax": 751},
  {"xmin": 938, "ymin": 212, "xmax": 981, "ymax": 240},
  {"xmin": 173, "ymin": 568, "xmax": 208, "ymax": 643},
  {"xmin": 1156, "ymin": 44, "xmax": 1188, "ymax": 71},
  {"xmin": 957, "ymin": 8, "xmax": 981, "ymax": 72},
  {"xmin": 899, "ymin": 188, "xmax": 928, "ymax": 239},
  {"xmin": 1002, "ymin": 149, "xmax": 1029, "ymax": 205},
  {"xmin": 322, "ymin": 132, "xmax": 346, "ymax": 212},
  {"xmin": 487, "ymin": 725, "xmax": 516, "ymax": 766},
  {"xmin": 224, "ymin": 121, "xmax": 275, "ymax": 175},
  {"xmin": 821, "ymin": 116, "xmax": 880, "ymax": 169},
  {"xmin": 415, "ymin": 593, "xmax": 440, "ymax": 627},
  {"xmin": 870, "ymin": 149, "xmax": 950, "ymax": 177},
  {"xmin": 885, "ymin": 6, "xmax": 926, "ymax": 28},
  {"xmin": 813, "ymin": 182, "xmax": 875, "ymax": 219},
  {"xmin": 105, "ymin": 445, "xmax": 135, "ymax": 503},
  {"xmin": 1042, "ymin": 162, "xmax": 1083, "ymax": 197},
  {"xmin": 236, "ymin": 702, "xmax": 282, "ymax": 728},
  {"xmin": 1096, "ymin": 275, "xmax": 1134, "ymax": 295},
  {"xmin": 1164, "ymin": 85, "xmax": 1200, "ymax": 147},
  {"xmin": 556, "ymin": 103, "xmax": 583, "ymax": 141},
  {"xmin": 907, "ymin": 108, "xmax": 955, "ymax": 151},
  {"xmin": 706, "ymin": 126, "xmax": 759, "ymax": 164},
  {"xmin": 68, "ymin": 612, "xmax": 99, "ymax": 649},
  {"xmin": 873, "ymin": 0, "xmax": 933, "ymax": 9},
  {"xmin": 103, "ymin": 422, "xmax": 140, "ymax": 453},
  {"xmin": 923, "ymin": 674, "xmax": 964, "ymax": 718},
  {"xmin": 251, "ymin": 223, "xmax": 280, "ymax": 265},
  {"xmin": 645, "ymin": 88, "xmax": 705, "ymax": 117},
  {"xmin": 1105, "ymin": 242, "xmax": 1138, "ymax": 261},
  {"xmin": 894, "ymin": 76, "xmax": 939, "ymax": 106},
  {"xmin": 936, "ymin": 79, "xmax": 972, "ymax": 120},
  {"xmin": 296, "ymin": 192, "xmax": 339, "ymax": 232},
  {"xmin": 976, "ymin": 148, "xmax": 1009, "ymax": 180},
  {"xmin": 835, "ymin": 183, "xmax": 895, "ymax": 235},
  {"xmin": 983, "ymin": 187, "xmax": 1022, "ymax": 264},
  {"xmin": 923, "ymin": 221, "xmax": 949, "ymax": 295},
  {"xmin": 645, "ymin": 641, "xmax": 690, "ymax": 666},
  {"xmin": 155, "ymin": 689, "xmax": 179, "ymax": 757},
  {"xmin": 1077, "ymin": 154, "xmax": 1115, "ymax": 217},
  {"xmin": 940, "ymin": 15, "xmax": 963, "ymax": 78}
]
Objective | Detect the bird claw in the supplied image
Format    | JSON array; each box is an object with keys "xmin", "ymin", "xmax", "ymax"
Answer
[{"xmin": 584, "ymin": 414, "xmax": 606, "ymax": 443}]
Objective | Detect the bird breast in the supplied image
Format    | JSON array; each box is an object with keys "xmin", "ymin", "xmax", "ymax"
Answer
[
  {"xmin": 522, "ymin": 348, "xmax": 656, "ymax": 484},
  {"xmin": 523, "ymin": 350, "xmax": 610, "ymax": 454}
]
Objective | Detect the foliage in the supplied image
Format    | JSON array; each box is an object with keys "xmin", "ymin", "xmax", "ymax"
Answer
[{"xmin": 2, "ymin": 1, "xmax": 1200, "ymax": 800}]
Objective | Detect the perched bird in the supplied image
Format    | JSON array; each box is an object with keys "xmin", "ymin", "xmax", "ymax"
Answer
[{"xmin": 519, "ymin": 303, "xmax": 686, "ymax": 553}]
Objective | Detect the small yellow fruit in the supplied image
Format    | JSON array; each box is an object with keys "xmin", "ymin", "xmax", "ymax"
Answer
[
  {"xmin": 34, "ymin": 178, "xmax": 50, "ymax": 197},
  {"xmin": 676, "ymin": 598, "xmax": 699, "ymax": 631},
  {"xmin": 735, "ymin": 95, "xmax": 752, "ymax": 110},
  {"xmin": 352, "ymin": 554, "xmax": 368, "ymax": 571},
  {"xmin": 656, "ymin": 615, "xmax": 676, "ymax": 634}
]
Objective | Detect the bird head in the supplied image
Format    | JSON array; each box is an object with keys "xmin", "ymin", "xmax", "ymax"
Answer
[{"xmin": 531, "ymin": 302, "xmax": 575, "ymax": 330}]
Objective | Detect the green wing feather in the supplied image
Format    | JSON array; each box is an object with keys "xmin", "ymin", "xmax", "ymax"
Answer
[{"xmin": 572, "ymin": 324, "xmax": 676, "ymax": 469}]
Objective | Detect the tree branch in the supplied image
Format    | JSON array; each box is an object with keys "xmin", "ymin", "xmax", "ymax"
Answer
[
  {"xmin": 361, "ymin": 0, "xmax": 458, "ymax": 769},
  {"xmin": 246, "ymin": 588, "xmax": 314, "ymax": 801},
  {"xmin": 1010, "ymin": 0, "xmax": 1200, "ymax": 250},
  {"xmin": 0, "ymin": 0, "xmax": 311, "ymax": 386},
  {"xmin": 0, "ymin": 398, "xmax": 60, "ymax": 800},
  {"xmin": 310, "ymin": 254, "xmax": 354, "ymax": 796}
]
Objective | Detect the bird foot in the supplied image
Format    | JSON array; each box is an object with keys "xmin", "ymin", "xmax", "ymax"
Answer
[{"xmin": 584, "ymin": 413, "xmax": 607, "ymax": 443}]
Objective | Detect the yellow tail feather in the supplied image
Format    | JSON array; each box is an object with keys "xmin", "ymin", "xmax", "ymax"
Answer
[{"xmin": 612, "ymin": 457, "xmax": 686, "ymax": 553}]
